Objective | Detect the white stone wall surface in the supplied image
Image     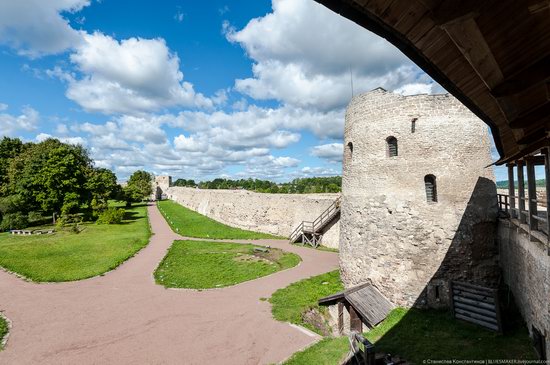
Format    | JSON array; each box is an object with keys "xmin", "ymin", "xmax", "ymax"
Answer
[
  {"xmin": 164, "ymin": 187, "xmax": 341, "ymax": 248},
  {"xmin": 498, "ymin": 220, "xmax": 550, "ymax": 356},
  {"xmin": 341, "ymin": 88, "xmax": 499, "ymax": 307}
]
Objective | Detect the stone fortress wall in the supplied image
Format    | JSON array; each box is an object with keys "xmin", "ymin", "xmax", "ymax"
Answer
[
  {"xmin": 498, "ymin": 220, "xmax": 550, "ymax": 357},
  {"xmin": 340, "ymin": 88, "xmax": 499, "ymax": 308},
  {"xmin": 164, "ymin": 187, "xmax": 340, "ymax": 248}
]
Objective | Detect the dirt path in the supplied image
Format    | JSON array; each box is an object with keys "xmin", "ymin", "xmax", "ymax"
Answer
[{"xmin": 0, "ymin": 204, "xmax": 339, "ymax": 364}]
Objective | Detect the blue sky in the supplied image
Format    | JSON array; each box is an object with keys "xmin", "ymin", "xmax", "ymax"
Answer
[{"xmin": 0, "ymin": 0, "xmax": 508, "ymax": 181}]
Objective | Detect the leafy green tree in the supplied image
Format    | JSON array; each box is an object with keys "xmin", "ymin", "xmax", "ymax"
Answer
[
  {"xmin": 123, "ymin": 170, "xmax": 153, "ymax": 205},
  {"xmin": 0, "ymin": 137, "xmax": 24, "ymax": 196},
  {"xmin": 87, "ymin": 168, "xmax": 118, "ymax": 214},
  {"xmin": 7, "ymin": 139, "xmax": 92, "ymax": 215}
]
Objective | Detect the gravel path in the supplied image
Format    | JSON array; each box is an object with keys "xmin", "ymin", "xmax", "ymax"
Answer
[{"xmin": 0, "ymin": 204, "xmax": 339, "ymax": 364}]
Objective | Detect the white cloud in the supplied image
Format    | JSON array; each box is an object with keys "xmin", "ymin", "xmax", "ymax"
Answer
[
  {"xmin": 35, "ymin": 132, "xmax": 87, "ymax": 146},
  {"xmin": 225, "ymin": 0, "xmax": 440, "ymax": 111},
  {"xmin": 0, "ymin": 103, "xmax": 8, "ymax": 111},
  {"xmin": 174, "ymin": 11, "xmax": 184, "ymax": 23},
  {"xmin": 174, "ymin": 134, "xmax": 207, "ymax": 152},
  {"xmin": 62, "ymin": 32, "xmax": 214, "ymax": 115},
  {"xmin": 56, "ymin": 123, "xmax": 69, "ymax": 134},
  {"xmin": 0, "ymin": 0, "xmax": 89, "ymax": 57},
  {"xmin": 0, "ymin": 106, "xmax": 39, "ymax": 136},
  {"xmin": 311, "ymin": 143, "xmax": 343, "ymax": 162}
]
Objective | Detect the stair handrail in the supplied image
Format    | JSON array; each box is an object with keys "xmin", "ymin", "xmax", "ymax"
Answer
[
  {"xmin": 312, "ymin": 196, "xmax": 341, "ymax": 232},
  {"xmin": 289, "ymin": 222, "xmax": 304, "ymax": 242},
  {"xmin": 289, "ymin": 196, "xmax": 341, "ymax": 242}
]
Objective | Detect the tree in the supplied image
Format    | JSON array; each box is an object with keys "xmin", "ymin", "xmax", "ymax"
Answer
[
  {"xmin": 87, "ymin": 168, "xmax": 118, "ymax": 214},
  {"xmin": 7, "ymin": 138, "xmax": 92, "ymax": 215},
  {"xmin": 0, "ymin": 137, "xmax": 24, "ymax": 196},
  {"xmin": 124, "ymin": 170, "xmax": 153, "ymax": 205}
]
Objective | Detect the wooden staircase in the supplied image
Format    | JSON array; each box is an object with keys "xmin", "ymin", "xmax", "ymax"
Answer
[{"xmin": 289, "ymin": 196, "xmax": 341, "ymax": 247}]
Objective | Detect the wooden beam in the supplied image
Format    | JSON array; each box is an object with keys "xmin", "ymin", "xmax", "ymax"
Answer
[
  {"xmin": 508, "ymin": 164, "xmax": 516, "ymax": 218},
  {"xmin": 516, "ymin": 127, "xmax": 548, "ymax": 145},
  {"xmin": 441, "ymin": 17, "xmax": 503, "ymax": 90},
  {"xmin": 491, "ymin": 56, "xmax": 550, "ymax": 97},
  {"xmin": 543, "ymin": 148, "xmax": 550, "ymax": 247},
  {"xmin": 526, "ymin": 158, "xmax": 539, "ymax": 231},
  {"xmin": 510, "ymin": 102, "xmax": 550, "ymax": 129},
  {"xmin": 432, "ymin": 0, "xmax": 480, "ymax": 26},
  {"xmin": 528, "ymin": 0, "xmax": 550, "ymax": 14},
  {"xmin": 518, "ymin": 161, "xmax": 527, "ymax": 224}
]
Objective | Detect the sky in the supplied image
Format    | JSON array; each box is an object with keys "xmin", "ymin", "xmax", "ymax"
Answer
[{"xmin": 0, "ymin": 0, "xmax": 509, "ymax": 182}]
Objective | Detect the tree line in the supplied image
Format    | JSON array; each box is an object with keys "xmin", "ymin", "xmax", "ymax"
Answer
[
  {"xmin": 0, "ymin": 137, "xmax": 153, "ymax": 231},
  {"xmin": 172, "ymin": 176, "xmax": 342, "ymax": 194}
]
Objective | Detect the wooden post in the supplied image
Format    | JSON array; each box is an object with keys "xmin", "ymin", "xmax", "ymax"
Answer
[
  {"xmin": 517, "ymin": 161, "xmax": 526, "ymax": 224},
  {"xmin": 526, "ymin": 158, "xmax": 538, "ymax": 231},
  {"xmin": 507, "ymin": 164, "xmax": 516, "ymax": 218},
  {"xmin": 543, "ymin": 148, "xmax": 550, "ymax": 252}
]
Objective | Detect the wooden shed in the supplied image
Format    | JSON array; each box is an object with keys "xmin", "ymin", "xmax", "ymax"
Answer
[{"xmin": 319, "ymin": 283, "xmax": 394, "ymax": 334}]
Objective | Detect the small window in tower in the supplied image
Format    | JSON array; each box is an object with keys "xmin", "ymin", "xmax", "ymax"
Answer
[
  {"xmin": 411, "ymin": 118, "xmax": 417, "ymax": 133},
  {"xmin": 347, "ymin": 142, "xmax": 353, "ymax": 161},
  {"xmin": 386, "ymin": 136, "xmax": 398, "ymax": 157},
  {"xmin": 425, "ymin": 175, "xmax": 437, "ymax": 203}
]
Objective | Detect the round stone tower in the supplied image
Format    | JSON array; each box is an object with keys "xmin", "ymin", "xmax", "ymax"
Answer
[{"xmin": 340, "ymin": 88, "xmax": 499, "ymax": 308}]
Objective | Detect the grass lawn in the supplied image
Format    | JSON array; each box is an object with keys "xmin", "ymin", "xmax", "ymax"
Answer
[
  {"xmin": 270, "ymin": 270, "xmax": 343, "ymax": 335},
  {"xmin": 276, "ymin": 271, "xmax": 537, "ymax": 364},
  {"xmin": 283, "ymin": 337, "xmax": 349, "ymax": 365},
  {"xmin": 0, "ymin": 203, "xmax": 151, "ymax": 282},
  {"xmin": 365, "ymin": 307, "xmax": 537, "ymax": 362},
  {"xmin": 154, "ymin": 240, "xmax": 301, "ymax": 289},
  {"xmin": 157, "ymin": 200, "xmax": 279, "ymax": 239},
  {"xmin": 0, "ymin": 315, "xmax": 7, "ymax": 350}
]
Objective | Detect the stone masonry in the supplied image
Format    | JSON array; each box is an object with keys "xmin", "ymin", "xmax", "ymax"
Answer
[
  {"xmin": 498, "ymin": 219, "xmax": 550, "ymax": 357},
  {"xmin": 340, "ymin": 88, "xmax": 499, "ymax": 308},
  {"xmin": 165, "ymin": 186, "xmax": 340, "ymax": 248}
]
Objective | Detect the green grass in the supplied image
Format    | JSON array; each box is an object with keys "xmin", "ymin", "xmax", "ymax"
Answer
[
  {"xmin": 157, "ymin": 200, "xmax": 279, "ymax": 239},
  {"xmin": 270, "ymin": 270, "xmax": 344, "ymax": 335},
  {"xmin": 0, "ymin": 315, "xmax": 7, "ymax": 350},
  {"xmin": 0, "ymin": 203, "xmax": 151, "ymax": 282},
  {"xmin": 275, "ymin": 270, "xmax": 537, "ymax": 364},
  {"xmin": 285, "ymin": 307, "xmax": 537, "ymax": 364},
  {"xmin": 365, "ymin": 307, "xmax": 537, "ymax": 362},
  {"xmin": 154, "ymin": 240, "xmax": 301, "ymax": 289},
  {"xmin": 283, "ymin": 337, "xmax": 349, "ymax": 365}
]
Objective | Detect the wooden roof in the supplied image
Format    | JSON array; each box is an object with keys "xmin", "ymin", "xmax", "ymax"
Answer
[
  {"xmin": 314, "ymin": 0, "xmax": 550, "ymax": 164},
  {"xmin": 319, "ymin": 282, "xmax": 394, "ymax": 327}
]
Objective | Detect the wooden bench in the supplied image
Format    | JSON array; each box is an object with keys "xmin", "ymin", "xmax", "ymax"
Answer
[
  {"xmin": 10, "ymin": 229, "xmax": 54, "ymax": 235},
  {"xmin": 34, "ymin": 229, "xmax": 55, "ymax": 235},
  {"xmin": 10, "ymin": 230, "xmax": 33, "ymax": 235}
]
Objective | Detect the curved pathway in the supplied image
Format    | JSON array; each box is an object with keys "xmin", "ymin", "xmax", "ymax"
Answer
[{"xmin": 0, "ymin": 204, "xmax": 339, "ymax": 364}]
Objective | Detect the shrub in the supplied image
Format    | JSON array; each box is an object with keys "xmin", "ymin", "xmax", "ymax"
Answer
[
  {"xmin": 96, "ymin": 208, "xmax": 125, "ymax": 225},
  {"xmin": 0, "ymin": 212, "xmax": 29, "ymax": 231},
  {"xmin": 55, "ymin": 213, "xmax": 83, "ymax": 229}
]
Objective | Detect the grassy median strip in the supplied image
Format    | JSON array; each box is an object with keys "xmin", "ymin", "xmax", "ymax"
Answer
[
  {"xmin": 154, "ymin": 240, "xmax": 300, "ymax": 289},
  {"xmin": 157, "ymin": 200, "xmax": 279, "ymax": 239},
  {"xmin": 0, "ymin": 204, "xmax": 150, "ymax": 282},
  {"xmin": 270, "ymin": 270, "xmax": 344, "ymax": 335}
]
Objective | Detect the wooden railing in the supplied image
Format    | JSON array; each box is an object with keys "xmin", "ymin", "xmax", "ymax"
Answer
[
  {"xmin": 289, "ymin": 196, "xmax": 341, "ymax": 245},
  {"xmin": 497, "ymin": 193, "xmax": 549, "ymax": 242},
  {"xmin": 340, "ymin": 331, "xmax": 375, "ymax": 365},
  {"xmin": 308, "ymin": 196, "xmax": 341, "ymax": 233}
]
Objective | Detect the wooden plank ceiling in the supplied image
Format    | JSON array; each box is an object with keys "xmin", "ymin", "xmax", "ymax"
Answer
[{"xmin": 314, "ymin": 0, "xmax": 550, "ymax": 164}]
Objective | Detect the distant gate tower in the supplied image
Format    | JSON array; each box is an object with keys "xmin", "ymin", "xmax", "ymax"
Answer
[
  {"xmin": 152, "ymin": 175, "xmax": 172, "ymax": 200},
  {"xmin": 340, "ymin": 88, "xmax": 499, "ymax": 308}
]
